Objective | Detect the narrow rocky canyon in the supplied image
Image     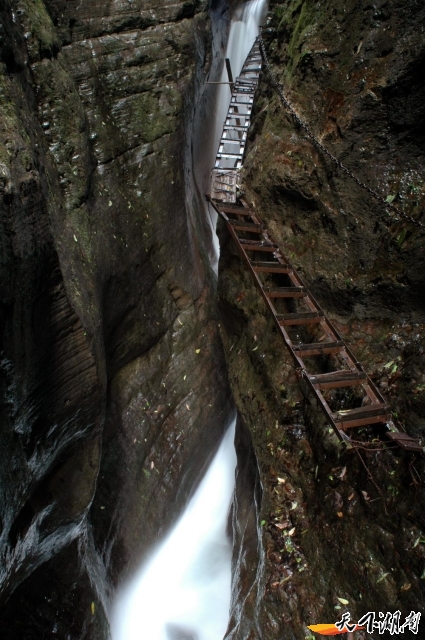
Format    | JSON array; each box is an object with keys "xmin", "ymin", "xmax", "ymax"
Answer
[{"xmin": 0, "ymin": 0, "xmax": 424, "ymax": 639}]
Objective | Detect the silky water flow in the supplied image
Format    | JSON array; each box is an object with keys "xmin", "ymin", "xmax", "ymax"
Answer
[{"xmin": 110, "ymin": 2, "xmax": 267, "ymax": 639}]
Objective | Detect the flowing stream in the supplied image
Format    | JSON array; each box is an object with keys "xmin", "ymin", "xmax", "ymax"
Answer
[{"xmin": 110, "ymin": 2, "xmax": 267, "ymax": 638}]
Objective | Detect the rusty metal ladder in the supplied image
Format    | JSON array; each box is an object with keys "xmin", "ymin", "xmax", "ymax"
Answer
[{"xmin": 207, "ymin": 198, "xmax": 422, "ymax": 453}]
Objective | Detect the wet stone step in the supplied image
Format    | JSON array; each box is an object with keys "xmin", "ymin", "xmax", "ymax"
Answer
[{"xmin": 309, "ymin": 370, "xmax": 367, "ymax": 389}]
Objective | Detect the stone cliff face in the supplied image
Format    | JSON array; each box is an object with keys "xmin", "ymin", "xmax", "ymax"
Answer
[
  {"xmin": 219, "ymin": 0, "xmax": 425, "ymax": 638},
  {"xmin": 2, "ymin": 0, "xmax": 425, "ymax": 638},
  {"xmin": 0, "ymin": 0, "xmax": 235, "ymax": 637}
]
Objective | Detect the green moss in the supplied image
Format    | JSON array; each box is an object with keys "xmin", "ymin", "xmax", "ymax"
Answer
[
  {"xmin": 131, "ymin": 88, "xmax": 181, "ymax": 143},
  {"xmin": 19, "ymin": 0, "xmax": 59, "ymax": 58}
]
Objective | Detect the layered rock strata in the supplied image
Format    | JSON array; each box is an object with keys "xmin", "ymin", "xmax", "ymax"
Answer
[{"xmin": 0, "ymin": 0, "xmax": 236, "ymax": 636}]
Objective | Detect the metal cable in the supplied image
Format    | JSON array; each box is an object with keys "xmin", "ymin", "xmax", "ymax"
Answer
[{"xmin": 258, "ymin": 29, "xmax": 425, "ymax": 231}]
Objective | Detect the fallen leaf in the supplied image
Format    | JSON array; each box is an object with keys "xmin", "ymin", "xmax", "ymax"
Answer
[
  {"xmin": 400, "ymin": 583, "xmax": 411, "ymax": 591},
  {"xmin": 275, "ymin": 523, "xmax": 287, "ymax": 530},
  {"xmin": 290, "ymin": 501, "xmax": 298, "ymax": 511},
  {"xmin": 277, "ymin": 477, "xmax": 286, "ymax": 484},
  {"xmin": 91, "ymin": 602, "xmax": 95, "ymax": 615},
  {"xmin": 195, "ymin": 349, "xmax": 201, "ymax": 354},
  {"xmin": 348, "ymin": 492, "xmax": 355, "ymax": 501},
  {"xmin": 334, "ymin": 492, "xmax": 343, "ymax": 510},
  {"xmin": 377, "ymin": 572, "xmax": 390, "ymax": 583},
  {"xmin": 253, "ymin": 346, "xmax": 258, "ymax": 351},
  {"xmin": 361, "ymin": 490, "xmax": 370, "ymax": 501},
  {"xmin": 186, "ymin": 403, "xmax": 190, "ymax": 410},
  {"xmin": 108, "ymin": 200, "xmax": 112, "ymax": 206},
  {"xmin": 339, "ymin": 466, "xmax": 347, "ymax": 480},
  {"xmin": 178, "ymin": 318, "xmax": 183, "ymax": 326},
  {"xmin": 337, "ymin": 597, "xmax": 349, "ymax": 605},
  {"xmin": 150, "ymin": 461, "xmax": 154, "ymax": 469},
  {"xmin": 337, "ymin": 511, "xmax": 343, "ymax": 518},
  {"xmin": 184, "ymin": 374, "xmax": 186, "ymax": 380},
  {"xmin": 385, "ymin": 194, "xmax": 396, "ymax": 203},
  {"xmin": 73, "ymin": 235, "xmax": 78, "ymax": 242},
  {"xmin": 288, "ymin": 527, "xmax": 296, "ymax": 536}
]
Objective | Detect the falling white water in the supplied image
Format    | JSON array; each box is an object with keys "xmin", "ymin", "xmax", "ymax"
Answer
[
  {"xmin": 110, "ymin": 2, "xmax": 267, "ymax": 638},
  {"xmin": 110, "ymin": 419, "xmax": 237, "ymax": 640},
  {"xmin": 209, "ymin": 0, "xmax": 268, "ymax": 273}
]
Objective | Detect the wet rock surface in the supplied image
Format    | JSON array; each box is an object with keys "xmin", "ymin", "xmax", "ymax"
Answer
[
  {"xmin": 218, "ymin": 0, "xmax": 425, "ymax": 638},
  {"xmin": 0, "ymin": 0, "xmax": 234, "ymax": 636}
]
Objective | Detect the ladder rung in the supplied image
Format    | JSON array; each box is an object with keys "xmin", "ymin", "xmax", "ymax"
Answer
[
  {"xmin": 385, "ymin": 432, "xmax": 422, "ymax": 452},
  {"xmin": 292, "ymin": 340, "xmax": 345, "ymax": 356},
  {"xmin": 240, "ymin": 242, "xmax": 276, "ymax": 252},
  {"xmin": 277, "ymin": 311, "xmax": 324, "ymax": 325},
  {"xmin": 225, "ymin": 117, "xmax": 250, "ymax": 124},
  {"xmin": 251, "ymin": 261, "xmax": 290, "ymax": 273},
  {"xmin": 230, "ymin": 100, "xmax": 253, "ymax": 106},
  {"xmin": 223, "ymin": 125, "xmax": 249, "ymax": 131},
  {"xmin": 235, "ymin": 79, "xmax": 257, "ymax": 86},
  {"xmin": 309, "ymin": 370, "xmax": 367, "ymax": 389},
  {"xmin": 220, "ymin": 205, "xmax": 254, "ymax": 216},
  {"xmin": 266, "ymin": 287, "xmax": 306, "ymax": 298},
  {"xmin": 220, "ymin": 138, "xmax": 245, "ymax": 145},
  {"xmin": 331, "ymin": 403, "xmax": 391, "ymax": 429},
  {"xmin": 228, "ymin": 221, "xmax": 263, "ymax": 231},
  {"xmin": 216, "ymin": 153, "xmax": 243, "ymax": 159}
]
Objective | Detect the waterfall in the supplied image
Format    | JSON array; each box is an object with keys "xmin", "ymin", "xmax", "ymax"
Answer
[
  {"xmin": 110, "ymin": 419, "xmax": 237, "ymax": 640},
  {"xmin": 110, "ymin": 2, "xmax": 267, "ymax": 638}
]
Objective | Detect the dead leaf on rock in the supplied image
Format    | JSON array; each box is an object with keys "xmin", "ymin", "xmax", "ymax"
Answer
[{"xmin": 334, "ymin": 492, "xmax": 343, "ymax": 510}]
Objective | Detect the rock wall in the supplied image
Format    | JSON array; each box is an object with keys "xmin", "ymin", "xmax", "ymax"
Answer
[
  {"xmin": 0, "ymin": 0, "xmax": 236, "ymax": 637},
  {"xmin": 219, "ymin": 0, "xmax": 425, "ymax": 638}
]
